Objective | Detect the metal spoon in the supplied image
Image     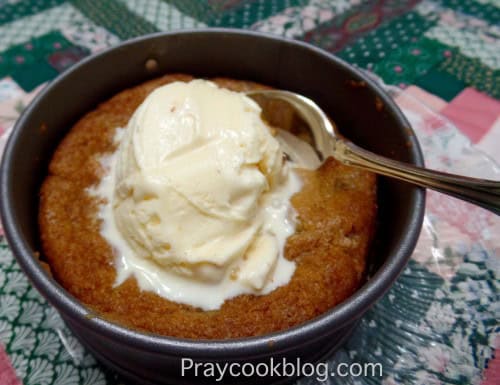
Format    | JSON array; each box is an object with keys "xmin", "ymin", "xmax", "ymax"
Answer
[{"xmin": 247, "ymin": 89, "xmax": 500, "ymax": 215}]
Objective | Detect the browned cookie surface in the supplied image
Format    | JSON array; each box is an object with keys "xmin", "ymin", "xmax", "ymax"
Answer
[{"xmin": 39, "ymin": 74, "xmax": 376, "ymax": 339}]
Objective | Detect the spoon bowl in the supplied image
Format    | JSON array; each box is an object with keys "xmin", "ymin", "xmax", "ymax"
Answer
[{"xmin": 248, "ymin": 89, "xmax": 500, "ymax": 215}]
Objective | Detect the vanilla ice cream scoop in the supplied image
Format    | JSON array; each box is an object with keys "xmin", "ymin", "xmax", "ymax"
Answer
[{"xmin": 93, "ymin": 79, "xmax": 302, "ymax": 310}]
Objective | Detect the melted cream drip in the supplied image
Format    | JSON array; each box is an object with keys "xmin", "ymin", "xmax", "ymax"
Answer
[{"xmin": 89, "ymin": 80, "xmax": 318, "ymax": 310}]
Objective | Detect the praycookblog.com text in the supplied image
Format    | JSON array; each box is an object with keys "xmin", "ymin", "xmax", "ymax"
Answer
[{"xmin": 181, "ymin": 357, "xmax": 383, "ymax": 382}]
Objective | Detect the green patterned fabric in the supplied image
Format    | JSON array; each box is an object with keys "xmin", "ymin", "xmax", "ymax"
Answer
[
  {"xmin": 0, "ymin": 0, "xmax": 498, "ymax": 97},
  {"xmin": 415, "ymin": 67, "xmax": 467, "ymax": 100},
  {"xmin": 436, "ymin": 0, "xmax": 500, "ymax": 23},
  {"xmin": 304, "ymin": 0, "xmax": 424, "ymax": 53},
  {"xmin": 0, "ymin": 0, "xmax": 66, "ymax": 25},
  {"xmin": 338, "ymin": 12, "xmax": 437, "ymax": 69},
  {"xmin": 0, "ymin": 1, "xmax": 499, "ymax": 385},
  {"xmin": 439, "ymin": 53, "xmax": 500, "ymax": 98},
  {"xmin": 71, "ymin": 0, "xmax": 159, "ymax": 39},
  {"xmin": 168, "ymin": 0, "xmax": 308, "ymax": 27},
  {"xmin": 371, "ymin": 37, "xmax": 456, "ymax": 87},
  {"xmin": 0, "ymin": 32, "xmax": 89, "ymax": 91},
  {"xmin": 0, "ymin": 244, "xmax": 118, "ymax": 384}
]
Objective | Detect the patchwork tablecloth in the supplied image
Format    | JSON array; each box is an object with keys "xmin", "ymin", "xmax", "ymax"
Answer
[{"xmin": 0, "ymin": 1, "xmax": 498, "ymax": 384}]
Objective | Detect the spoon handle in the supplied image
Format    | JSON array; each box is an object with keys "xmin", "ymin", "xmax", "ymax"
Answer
[{"xmin": 334, "ymin": 140, "xmax": 500, "ymax": 215}]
